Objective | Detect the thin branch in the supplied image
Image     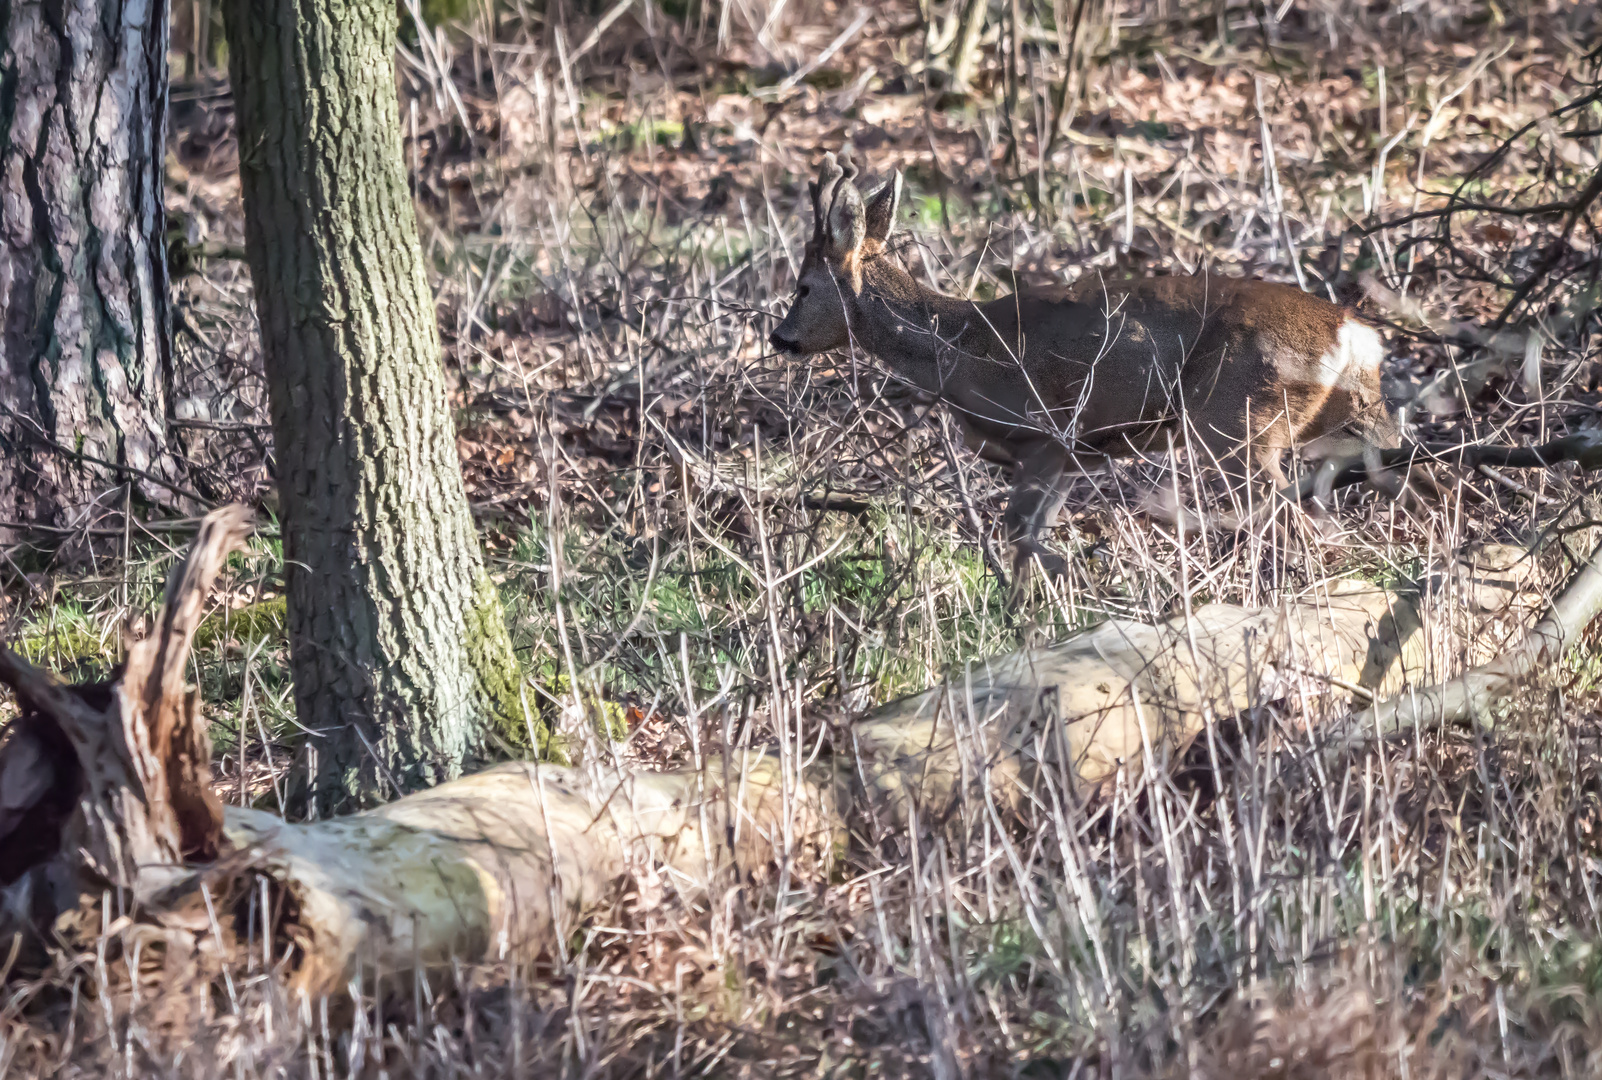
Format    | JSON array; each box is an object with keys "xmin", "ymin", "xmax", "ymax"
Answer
[
  {"xmin": 1284, "ymin": 431, "xmax": 1602, "ymax": 502},
  {"xmin": 1489, "ymin": 164, "xmax": 1602, "ymax": 332}
]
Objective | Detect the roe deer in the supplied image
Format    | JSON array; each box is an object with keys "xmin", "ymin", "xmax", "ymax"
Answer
[{"xmin": 769, "ymin": 151, "xmax": 1401, "ymax": 578}]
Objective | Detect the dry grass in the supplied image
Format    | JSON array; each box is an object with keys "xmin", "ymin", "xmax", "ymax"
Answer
[{"xmin": 5, "ymin": 0, "xmax": 1602, "ymax": 1074}]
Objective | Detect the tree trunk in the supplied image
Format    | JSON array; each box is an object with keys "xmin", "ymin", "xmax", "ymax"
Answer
[
  {"xmin": 0, "ymin": 0, "xmax": 181, "ymax": 532},
  {"xmin": 218, "ymin": 0, "xmax": 526, "ymax": 813}
]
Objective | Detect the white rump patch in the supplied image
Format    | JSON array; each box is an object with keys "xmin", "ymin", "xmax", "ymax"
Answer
[{"xmin": 1316, "ymin": 319, "xmax": 1385, "ymax": 387}]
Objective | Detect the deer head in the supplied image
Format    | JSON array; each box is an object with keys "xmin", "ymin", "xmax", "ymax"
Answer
[{"xmin": 769, "ymin": 150, "xmax": 903, "ymax": 356}]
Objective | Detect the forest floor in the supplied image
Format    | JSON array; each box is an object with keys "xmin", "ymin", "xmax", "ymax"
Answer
[{"xmin": 5, "ymin": 0, "xmax": 1602, "ymax": 1075}]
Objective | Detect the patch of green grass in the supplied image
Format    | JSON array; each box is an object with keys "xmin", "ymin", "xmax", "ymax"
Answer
[
  {"xmin": 497, "ymin": 500, "xmax": 1088, "ymax": 741},
  {"xmin": 1129, "ymin": 117, "xmax": 1172, "ymax": 142},
  {"xmin": 802, "ymin": 68, "xmax": 849, "ymax": 91},
  {"xmin": 417, "ymin": 0, "xmax": 473, "ymax": 26},
  {"xmin": 14, "ymin": 600, "xmax": 120, "ymax": 680},
  {"xmin": 593, "ymin": 117, "xmax": 685, "ymax": 154},
  {"xmin": 966, "ymin": 916, "xmax": 1042, "ymax": 986},
  {"xmin": 910, "ymin": 192, "xmax": 948, "ymax": 231}
]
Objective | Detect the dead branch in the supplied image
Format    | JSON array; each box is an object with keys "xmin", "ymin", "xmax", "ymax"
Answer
[
  {"xmin": 0, "ymin": 505, "xmax": 248, "ymax": 902},
  {"xmin": 1284, "ymin": 431, "xmax": 1602, "ymax": 503},
  {"xmin": 1356, "ymin": 86, "xmax": 1602, "ymax": 330}
]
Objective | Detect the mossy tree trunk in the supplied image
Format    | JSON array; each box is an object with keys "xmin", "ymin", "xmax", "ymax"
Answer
[
  {"xmin": 219, "ymin": 0, "xmax": 526, "ymax": 814},
  {"xmin": 0, "ymin": 0, "xmax": 182, "ymax": 533}
]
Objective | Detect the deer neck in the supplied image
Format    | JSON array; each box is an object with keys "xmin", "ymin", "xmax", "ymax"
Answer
[{"xmin": 845, "ymin": 257, "xmax": 982, "ymax": 393}]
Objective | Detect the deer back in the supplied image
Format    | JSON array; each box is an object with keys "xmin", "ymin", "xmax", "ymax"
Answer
[{"xmin": 956, "ymin": 274, "xmax": 1393, "ymax": 455}]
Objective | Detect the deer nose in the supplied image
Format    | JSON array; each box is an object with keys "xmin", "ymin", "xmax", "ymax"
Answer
[{"xmin": 769, "ymin": 330, "xmax": 797, "ymax": 353}]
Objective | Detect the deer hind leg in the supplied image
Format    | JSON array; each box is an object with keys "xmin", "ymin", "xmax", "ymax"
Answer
[
  {"xmin": 1133, "ymin": 431, "xmax": 1271, "ymax": 535},
  {"xmin": 1184, "ymin": 421, "xmax": 1292, "ymax": 533},
  {"xmin": 1250, "ymin": 443, "xmax": 1291, "ymax": 517},
  {"xmin": 1003, "ymin": 441, "xmax": 1073, "ymax": 583}
]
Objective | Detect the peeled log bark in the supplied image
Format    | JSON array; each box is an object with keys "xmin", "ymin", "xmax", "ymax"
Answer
[
  {"xmin": 0, "ymin": 507, "xmax": 1566, "ymax": 997},
  {"xmin": 218, "ymin": 752, "xmax": 825, "ymax": 996},
  {"xmin": 845, "ymin": 544, "xmax": 1544, "ymax": 823}
]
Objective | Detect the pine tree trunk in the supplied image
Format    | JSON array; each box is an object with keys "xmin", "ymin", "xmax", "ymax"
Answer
[
  {"xmin": 219, "ymin": 0, "xmax": 526, "ymax": 814},
  {"xmin": 0, "ymin": 0, "xmax": 180, "ymax": 532}
]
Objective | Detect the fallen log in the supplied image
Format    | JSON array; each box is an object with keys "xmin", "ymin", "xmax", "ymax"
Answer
[{"xmin": 0, "ymin": 506, "xmax": 1583, "ymax": 998}]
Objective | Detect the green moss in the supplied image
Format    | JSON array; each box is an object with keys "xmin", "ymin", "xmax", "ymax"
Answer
[
  {"xmin": 416, "ymin": 0, "xmax": 472, "ymax": 27},
  {"xmin": 193, "ymin": 596, "xmax": 288, "ymax": 651},
  {"xmin": 465, "ymin": 566, "xmax": 550, "ymax": 755},
  {"xmin": 536, "ymin": 667, "xmax": 628, "ymax": 742}
]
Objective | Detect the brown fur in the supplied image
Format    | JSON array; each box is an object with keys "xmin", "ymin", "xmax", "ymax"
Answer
[{"xmin": 771, "ymin": 153, "xmax": 1399, "ymax": 576}]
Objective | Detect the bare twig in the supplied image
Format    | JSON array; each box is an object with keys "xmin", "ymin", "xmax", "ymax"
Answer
[{"xmin": 569, "ymin": 0, "xmax": 637, "ymax": 63}]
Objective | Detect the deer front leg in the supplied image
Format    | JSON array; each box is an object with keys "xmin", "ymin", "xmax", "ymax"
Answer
[{"xmin": 1003, "ymin": 441, "xmax": 1072, "ymax": 582}]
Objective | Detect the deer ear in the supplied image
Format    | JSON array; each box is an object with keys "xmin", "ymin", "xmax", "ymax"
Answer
[
  {"xmin": 826, "ymin": 178, "xmax": 866, "ymax": 256},
  {"xmin": 864, "ymin": 172, "xmax": 902, "ymax": 242}
]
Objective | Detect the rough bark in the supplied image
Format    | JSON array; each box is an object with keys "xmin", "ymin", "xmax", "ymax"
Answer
[
  {"xmin": 0, "ymin": 506, "xmax": 1572, "ymax": 998},
  {"xmin": 0, "ymin": 0, "xmax": 182, "ymax": 531},
  {"xmin": 218, "ymin": 0, "xmax": 525, "ymax": 812}
]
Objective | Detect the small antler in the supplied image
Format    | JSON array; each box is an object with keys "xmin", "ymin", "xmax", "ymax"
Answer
[
  {"xmin": 815, "ymin": 150, "xmax": 865, "ymax": 249},
  {"xmin": 816, "ymin": 152, "xmax": 846, "ymax": 217},
  {"xmin": 810, "ymin": 152, "xmax": 843, "ymax": 246},
  {"xmin": 838, "ymin": 143, "xmax": 858, "ymax": 184}
]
